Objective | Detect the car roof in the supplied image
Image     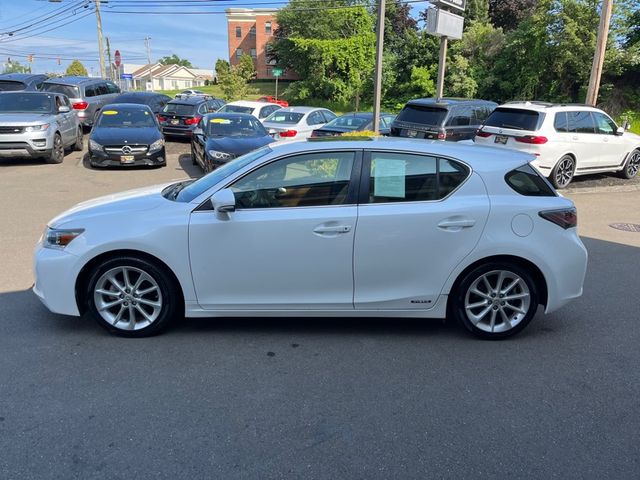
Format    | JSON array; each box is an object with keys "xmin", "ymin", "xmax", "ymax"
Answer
[
  {"xmin": 43, "ymin": 76, "xmax": 105, "ymax": 86},
  {"xmin": 168, "ymin": 96, "xmax": 208, "ymax": 105},
  {"xmin": 0, "ymin": 91, "xmax": 57, "ymax": 97},
  {"xmin": 499, "ymin": 101, "xmax": 601, "ymax": 113},
  {"xmin": 0, "ymin": 73, "xmax": 47, "ymax": 81},
  {"xmin": 265, "ymin": 137, "xmax": 532, "ymax": 173},
  {"xmin": 204, "ymin": 112, "xmax": 257, "ymax": 119},
  {"xmin": 226, "ymin": 100, "xmax": 279, "ymax": 108},
  {"xmin": 100, "ymin": 103, "xmax": 153, "ymax": 110},
  {"xmin": 116, "ymin": 91, "xmax": 165, "ymax": 98},
  {"xmin": 406, "ymin": 97, "xmax": 497, "ymax": 107},
  {"xmin": 270, "ymin": 106, "xmax": 321, "ymax": 114},
  {"xmin": 335, "ymin": 112, "xmax": 393, "ymax": 119}
]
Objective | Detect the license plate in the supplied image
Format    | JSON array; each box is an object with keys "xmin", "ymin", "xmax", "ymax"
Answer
[
  {"xmin": 120, "ymin": 155, "xmax": 135, "ymax": 164},
  {"xmin": 171, "ymin": 119, "xmax": 179, "ymax": 125},
  {"xmin": 494, "ymin": 135, "xmax": 508, "ymax": 144},
  {"xmin": 406, "ymin": 129, "xmax": 418, "ymax": 138}
]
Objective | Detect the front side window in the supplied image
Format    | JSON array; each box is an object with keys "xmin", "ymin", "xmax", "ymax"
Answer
[
  {"xmin": 367, "ymin": 152, "xmax": 469, "ymax": 203},
  {"xmin": 230, "ymin": 151, "xmax": 355, "ymax": 209},
  {"xmin": 592, "ymin": 112, "xmax": 617, "ymax": 135},
  {"xmin": 568, "ymin": 111, "xmax": 596, "ymax": 134}
]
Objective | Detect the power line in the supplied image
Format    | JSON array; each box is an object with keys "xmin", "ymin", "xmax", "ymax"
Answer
[
  {"xmin": 0, "ymin": 1, "xmax": 89, "ymax": 36},
  {"xmin": 0, "ymin": 9, "xmax": 96, "ymax": 44}
]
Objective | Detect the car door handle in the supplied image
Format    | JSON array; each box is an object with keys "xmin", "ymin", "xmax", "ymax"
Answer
[
  {"xmin": 313, "ymin": 225, "xmax": 351, "ymax": 235},
  {"xmin": 603, "ymin": 137, "xmax": 609, "ymax": 142},
  {"xmin": 437, "ymin": 218, "xmax": 476, "ymax": 230},
  {"xmin": 571, "ymin": 136, "xmax": 579, "ymax": 140}
]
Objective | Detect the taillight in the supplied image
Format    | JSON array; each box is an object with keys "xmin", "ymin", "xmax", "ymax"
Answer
[
  {"xmin": 476, "ymin": 130, "xmax": 492, "ymax": 138},
  {"xmin": 184, "ymin": 116, "xmax": 201, "ymax": 126},
  {"xmin": 539, "ymin": 208, "xmax": 577, "ymax": 229},
  {"xmin": 72, "ymin": 101, "xmax": 88, "ymax": 110},
  {"xmin": 515, "ymin": 135, "xmax": 548, "ymax": 144},
  {"xmin": 279, "ymin": 130, "xmax": 297, "ymax": 138},
  {"xmin": 157, "ymin": 115, "xmax": 167, "ymax": 122}
]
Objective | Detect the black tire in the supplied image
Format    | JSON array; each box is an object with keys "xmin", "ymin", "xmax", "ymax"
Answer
[
  {"xmin": 550, "ymin": 155, "xmax": 575, "ymax": 189},
  {"xmin": 191, "ymin": 146, "xmax": 198, "ymax": 166},
  {"xmin": 73, "ymin": 127, "xmax": 84, "ymax": 151},
  {"xmin": 618, "ymin": 149, "xmax": 640, "ymax": 179},
  {"xmin": 85, "ymin": 256, "xmax": 181, "ymax": 337},
  {"xmin": 45, "ymin": 133, "xmax": 65, "ymax": 164},
  {"xmin": 450, "ymin": 262, "xmax": 539, "ymax": 340}
]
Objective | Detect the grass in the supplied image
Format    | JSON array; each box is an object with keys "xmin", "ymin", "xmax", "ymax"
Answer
[{"xmin": 617, "ymin": 111, "xmax": 640, "ymax": 135}]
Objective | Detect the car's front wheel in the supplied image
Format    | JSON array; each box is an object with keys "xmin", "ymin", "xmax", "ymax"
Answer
[
  {"xmin": 451, "ymin": 262, "xmax": 539, "ymax": 339},
  {"xmin": 619, "ymin": 149, "xmax": 640, "ymax": 179},
  {"xmin": 86, "ymin": 256, "xmax": 181, "ymax": 337},
  {"xmin": 550, "ymin": 155, "xmax": 575, "ymax": 189},
  {"xmin": 45, "ymin": 133, "xmax": 65, "ymax": 164},
  {"xmin": 73, "ymin": 127, "xmax": 83, "ymax": 151}
]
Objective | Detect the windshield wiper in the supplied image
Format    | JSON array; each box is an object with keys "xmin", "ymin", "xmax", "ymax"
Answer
[
  {"xmin": 170, "ymin": 180, "xmax": 195, "ymax": 200},
  {"xmin": 500, "ymin": 124, "xmax": 526, "ymax": 130}
]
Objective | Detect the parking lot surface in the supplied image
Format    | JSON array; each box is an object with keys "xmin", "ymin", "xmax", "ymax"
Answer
[{"xmin": 1, "ymin": 140, "xmax": 639, "ymax": 479}]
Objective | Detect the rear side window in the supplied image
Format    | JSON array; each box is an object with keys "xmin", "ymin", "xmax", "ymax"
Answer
[
  {"xmin": 484, "ymin": 108, "xmax": 541, "ymax": 131},
  {"xmin": 367, "ymin": 152, "xmax": 469, "ymax": 203},
  {"xmin": 396, "ymin": 105, "xmax": 448, "ymax": 126},
  {"xmin": 41, "ymin": 83, "xmax": 80, "ymax": 98},
  {"xmin": 568, "ymin": 111, "xmax": 595, "ymax": 134},
  {"xmin": 505, "ymin": 164, "xmax": 556, "ymax": 197},
  {"xmin": 85, "ymin": 86, "xmax": 96, "ymax": 98},
  {"xmin": 554, "ymin": 112, "xmax": 568, "ymax": 132}
]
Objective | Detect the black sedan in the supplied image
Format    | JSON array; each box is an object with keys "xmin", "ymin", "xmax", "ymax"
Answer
[
  {"xmin": 191, "ymin": 113, "xmax": 274, "ymax": 173},
  {"xmin": 311, "ymin": 112, "xmax": 396, "ymax": 137},
  {"xmin": 88, "ymin": 103, "xmax": 166, "ymax": 168},
  {"xmin": 108, "ymin": 91, "xmax": 172, "ymax": 115}
]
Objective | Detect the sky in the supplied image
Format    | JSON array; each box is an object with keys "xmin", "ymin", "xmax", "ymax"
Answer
[{"xmin": 0, "ymin": 0, "xmax": 427, "ymax": 76}]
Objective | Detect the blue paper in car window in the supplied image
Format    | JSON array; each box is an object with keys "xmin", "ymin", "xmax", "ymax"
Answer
[{"xmin": 373, "ymin": 158, "xmax": 405, "ymax": 198}]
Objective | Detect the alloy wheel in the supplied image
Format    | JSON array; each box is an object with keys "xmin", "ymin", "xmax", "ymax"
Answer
[
  {"xmin": 464, "ymin": 270, "xmax": 531, "ymax": 334},
  {"xmin": 554, "ymin": 156, "xmax": 574, "ymax": 188},
  {"xmin": 54, "ymin": 135, "xmax": 64, "ymax": 161},
  {"xmin": 626, "ymin": 151, "xmax": 640, "ymax": 178},
  {"xmin": 93, "ymin": 266, "xmax": 163, "ymax": 331}
]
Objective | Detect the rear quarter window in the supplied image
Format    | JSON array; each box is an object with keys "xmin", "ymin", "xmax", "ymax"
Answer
[
  {"xmin": 485, "ymin": 108, "xmax": 542, "ymax": 131},
  {"xmin": 505, "ymin": 164, "xmax": 556, "ymax": 197}
]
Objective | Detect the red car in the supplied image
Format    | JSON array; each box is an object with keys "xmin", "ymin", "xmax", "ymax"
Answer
[{"xmin": 258, "ymin": 96, "xmax": 288, "ymax": 107}]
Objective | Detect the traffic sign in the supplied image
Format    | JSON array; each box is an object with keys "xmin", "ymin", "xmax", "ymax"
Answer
[
  {"xmin": 272, "ymin": 67, "xmax": 283, "ymax": 77},
  {"xmin": 121, "ymin": 73, "xmax": 133, "ymax": 79},
  {"xmin": 426, "ymin": 7, "xmax": 464, "ymax": 39},
  {"xmin": 114, "ymin": 50, "xmax": 121, "ymax": 67}
]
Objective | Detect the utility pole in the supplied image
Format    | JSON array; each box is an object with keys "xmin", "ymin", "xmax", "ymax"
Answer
[
  {"xmin": 435, "ymin": 37, "xmax": 448, "ymax": 100},
  {"xmin": 105, "ymin": 37, "xmax": 113, "ymax": 82},
  {"xmin": 372, "ymin": 0, "xmax": 385, "ymax": 133},
  {"xmin": 585, "ymin": 0, "xmax": 613, "ymax": 106},
  {"xmin": 145, "ymin": 36, "xmax": 154, "ymax": 92},
  {"xmin": 95, "ymin": 0, "xmax": 106, "ymax": 77}
]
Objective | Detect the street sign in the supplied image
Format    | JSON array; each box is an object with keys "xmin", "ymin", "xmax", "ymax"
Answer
[
  {"xmin": 426, "ymin": 7, "xmax": 464, "ymax": 40},
  {"xmin": 272, "ymin": 67, "xmax": 283, "ymax": 77},
  {"xmin": 114, "ymin": 49, "xmax": 121, "ymax": 67},
  {"xmin": 121, "ymin": 73, "xmax": 133, "ymax": 79},
  {"xmin": 433, "ymin": 0, "xmax": 466, "ymax": 11}
]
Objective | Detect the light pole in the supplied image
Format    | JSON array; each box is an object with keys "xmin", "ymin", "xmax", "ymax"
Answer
[
  {"xmin": 585, "ymin": 0, "xmax": 613, "ymax": 106},
  {"xmin": 372, "ymin": 0, "xmax": 385, "ymax": 133}
]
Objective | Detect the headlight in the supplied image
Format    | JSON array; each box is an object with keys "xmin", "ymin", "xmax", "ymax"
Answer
[
  {"xmin": 89, "ymin": 139, "xmax": 103, "ymax": 152},
  {"xmin": 149, "ymin": 138, "xmax": 165, "ymax": 153},
  {"xmin": 25, "ymin": 124, "xmax": 49, "ymax": 132},
  {"xmin": 43, "ymin": 227, "xmax": 84, "ymax": 249},
  {"xmin": 207, "ymin": 150, "xmax": 232, "ymax": 160}
]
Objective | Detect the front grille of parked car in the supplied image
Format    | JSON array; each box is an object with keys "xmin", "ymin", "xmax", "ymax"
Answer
[
  {"xmin": 0, "ymin": 126, "xmax": 25, "ymax": 134},
  {"xmin": 104, "ymin": 145, "xmax": 148, "ymax": 154}
]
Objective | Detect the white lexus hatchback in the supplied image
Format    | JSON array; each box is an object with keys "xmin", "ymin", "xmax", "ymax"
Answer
[
  {"xmin": 33, "ymin": 138, "xmax": 588, "ymax": 339},
  {"xmin": 474, "ymin": 102, "xmax": 640, "ymax": 188}
]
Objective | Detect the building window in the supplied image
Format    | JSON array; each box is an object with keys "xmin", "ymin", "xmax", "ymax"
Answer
[
  {"xmin": 172, "ymin": 80, "xmax": 178, "ymax": 88},
  {"xmin": 235, "ymin": 26, "xmax": 241, "ymax": 38},
  {"xmin": 236, "ymin": 48, "xmax": 243, "ymax": 59},
  {"xmin": 249, "ymin": 25, "xmax": 256, "ymax": 38},
  {"xmin": 250, "ymin": 48, "xmax": 257, "ymax": 59},
  {"xmin": 265, "ymin": 21, "xmax": 272, "ymax": 35}
]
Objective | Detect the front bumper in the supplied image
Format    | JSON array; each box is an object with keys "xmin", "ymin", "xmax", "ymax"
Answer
[
  {"xmin": 89, "ymin": 147, "xmax": 166, "ymax": 167},
  {"xmin": 0, "ymin": 131, "xmax": 53, "ymax": 158},
  {"xmin": 33, "ymin": 243, "xmax": 82, "ymax": 316}
]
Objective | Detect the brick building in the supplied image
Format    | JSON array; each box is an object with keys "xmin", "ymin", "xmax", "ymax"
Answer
[{"xmin": 225, "ymin": 8, "xmax": 296, "ymax": 80}]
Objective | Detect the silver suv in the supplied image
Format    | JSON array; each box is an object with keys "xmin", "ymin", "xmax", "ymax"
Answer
[
  {"xmin": 0, "ymin": 92, "xmax": 83, "ymax": 164},
  {"xmin": 40, "ymin": 76, "xmax": 120, "ymax": 128}
]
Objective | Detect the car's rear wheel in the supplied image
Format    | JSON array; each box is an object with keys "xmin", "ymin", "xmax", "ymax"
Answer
[
  {"xmin": 86, "ymin": 256, "xmax": 180, "ymax": 337},
  {"xmin": 451, "ymin": 262, "xmax": 539, "ymax": 339},
  {"xmin": 550, "ymin": 155, "xmax": 575, "ymax": 189},
  {"xmin": 619, "ymin": 149, "xmax": 640, "ymax": 179},
  {"xmin": 73, "ymin": 127, "xmax": 83, "ymax": 151},
  {"xmin": 45, "ymin": 133, "xmax": 64, "ymax": 164}
]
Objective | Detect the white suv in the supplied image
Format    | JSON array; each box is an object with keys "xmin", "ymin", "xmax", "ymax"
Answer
[{"xmin": 474, "ymin": 102, "xmax": 640, "ymax": 188}]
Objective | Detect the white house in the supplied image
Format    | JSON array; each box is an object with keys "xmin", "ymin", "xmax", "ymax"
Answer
[{"xmin": 126, "ymin": 63, "xmax": 215, "ymax": 91}]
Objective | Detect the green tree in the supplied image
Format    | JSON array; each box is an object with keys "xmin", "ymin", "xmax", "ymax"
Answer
[
  {"xmin": 158, "ymin": 54, "xmax": 194, "ymax": 68},
  {"xmin": 2, "ymin": 60, "xmax": 29, "ymax": 74},
  {"xmin": 216, "ymin": 55, "xmax": 257, "ymax": 101},
  {"xmin": 65, "ymin": 59, "xmax": 88, "ymax": 76},
  {"xmin": 236, "ymin": 53, "xmax": 256, "ymax": 82}
]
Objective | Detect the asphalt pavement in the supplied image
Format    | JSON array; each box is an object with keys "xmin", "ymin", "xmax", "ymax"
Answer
[{"xmin": 1, "ymin": 139, "xmax": 639, "ymax": 479}]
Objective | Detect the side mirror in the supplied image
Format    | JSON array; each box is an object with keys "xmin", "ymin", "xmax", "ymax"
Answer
[
  {"xmin": 193, "ymin": 127, "xmax": 203, "ymax": 136},
  {"xmin": 58, "ymin": 106, "xmax": 70, "ymax": 113},
  {"xmin": 211, "ymin": 188, "xmax": 236, "ymax": 214},
  {"xmin": 616, "ymin": 127, "xmax": 625, "ymax": 136}
]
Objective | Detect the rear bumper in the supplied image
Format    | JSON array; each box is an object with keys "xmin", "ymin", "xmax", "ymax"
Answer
[
  {"xmin": 89, "ymin": 148, "xmax": 166, "ymax": 167},
  {"xmin": 161, "ymin": 125, "xmax": 194, "ymax": 137}
]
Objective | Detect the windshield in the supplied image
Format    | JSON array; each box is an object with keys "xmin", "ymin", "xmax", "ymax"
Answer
[
  {"xmin": 484, "ymin": 108, "xmax": 542, "ymax": 131},
  {"xmin": 207, "ymin": 116, "xmax": 266, "ymax": 137},
  {"xmin": 324, "ymin": 115, "xmax": 369, "ymax": 130},
  {"xmin": 0, "ymin": 93, "xmax": 54, "ymax": 113},
  {"xmin": 396, "ymin": 105, "xmax": 447, "ymax": 125},
  {"xmin": 175, "ymin": 146, "xmax": 272, "ymax": 202},
  {"xmin": 97, "ymin": 108, "xmax": 156, "ymax": 128},
  {"xmin": 162, "ymin": 103, "xmax": 195, "ymax": 115},
  {"xmin": 40, "ymin": 83, "xmax": 80, "ymax": 99},
  {"xmin": 219, "ymin": 104, "xmax": 254, "ymax": 115},
  {"xmin": 0, "ymin": 80, "xmax": 27, "ymax": 92},
  {"xmin": 264, "ymin": 111, "xmax": 304, "ymax": 124}
]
